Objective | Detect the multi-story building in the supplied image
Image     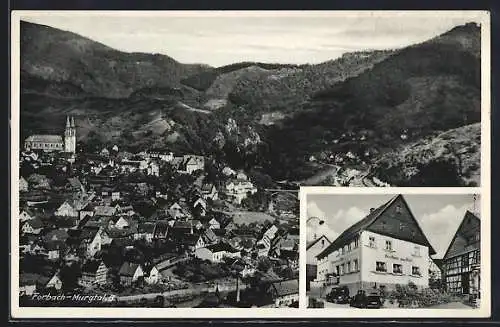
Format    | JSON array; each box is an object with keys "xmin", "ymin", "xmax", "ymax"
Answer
[
  {"xmin": 315, "ymin": 195, "xmax": 436, "ymax": 295},
  {"xmin": 442, "ymin": 211, "xmax": 480, "ymax": 296}
]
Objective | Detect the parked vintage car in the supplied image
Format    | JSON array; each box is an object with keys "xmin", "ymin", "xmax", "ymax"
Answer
[
  {"xmin": 350, "ymin": 290, "xmax": 382, "ymax": 309},
  {"xmin": 326, "ymin": 286, "xmax": 350, "ymax": 304}
]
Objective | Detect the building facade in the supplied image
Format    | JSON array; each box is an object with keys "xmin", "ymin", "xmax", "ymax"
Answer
[
  {"xmin": 442, "ymin": 211, "xmax": 480, "ymax": 297},
  {"xmin": 24, "ymin": 116, "xmax": 76, "ymax": 153},
  {"xmin": 315, "ymin": 195, "xmax": 435, "ymax": 295}
]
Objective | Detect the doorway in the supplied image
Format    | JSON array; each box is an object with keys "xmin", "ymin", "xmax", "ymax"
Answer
[{"xmin": 461, "ymin": 273, "xmax": 470, "ymax": 294}]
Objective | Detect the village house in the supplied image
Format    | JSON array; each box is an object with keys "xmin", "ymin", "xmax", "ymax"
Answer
[
  {"xmin": 54, "ymin": 201, "xmax": 79, "ymax": 218},
  {"xmin": 19, "ymin": 209, "xmax": 34, "ymax": 222},
  {"xmin": 80, "ymin": 260, "xmax": 109, "ymax": 287},
  {"xmin": 20, "ymin": 176, "xmax": 29, "ymax": 192},
  {"xmin": 94, "ymin": 205, "xmax": 117, "ymax": 217},
  {"xmin": 80, "ymin": 203, "xmax": 95, "ymax": 220},
  {"xmin": 44, "ymin": 241, "xmax": 65, "ymax": 261},
  {"xmin": 144, "ymin": 265, "xmax": 161, "ymax": 285},
  {"xmin": 201, "ymin": 183, "xmax": 218, "ymax": 201},
  {"xmin": 208, "ymin": 217, "xmax": 221, "ymax": 230},
  {"xmin": 224, "ymin": 179, "xmax": 258, "ymax": 205},
  {"xmin": 195, "ymin": 242, "xmax": 241, "ymax": 263},
  {"xmin": 179, "ymin": 155, "xmax": 205, "ymax": 174},
  {"xmin": 82, "ymin": 228, "xmax": 112, "ymax": 258},
  {"xmin": 152, "ymin": 221, "xmax": 169, "ymax": 240},
  {"xmin": 21, "ymin": 218, "xmax": 44, "ymax": 235},
  {"xmin": 45, "ymin": 271, "xmax": 63, "ymax": 290},
  {"xmin": 266, "ymin": 279, "xmax": 299, "ymax": 308},
  {"xmin": 108, "ymin": 216, "xmax": 130, "ymax": 230},
  {"xmin": 146, "ymin": 161, "xmax": 160, "ymax": 177},
  {"xmin": 119, "ymin": 262, "xmax": 144, "ymax": 286},
  {"xmin": 442, "ymin": 211, "xmax": 480, "ymax": 297},
  {"xmin": 315, "ymin": 195, "xmax": 435, "ymax": 296},
  {"xmin": 134, "ymin": 222, "xmax": 155, "ymax": 242},
  {"xmin": 19, "ymin": 273, "xmax": 39, "ymax": 296}
]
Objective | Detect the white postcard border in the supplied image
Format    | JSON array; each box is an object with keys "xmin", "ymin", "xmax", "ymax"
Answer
[{"xmin": 10, "ymin": 10, "xmax": 491, "ymax": 319}]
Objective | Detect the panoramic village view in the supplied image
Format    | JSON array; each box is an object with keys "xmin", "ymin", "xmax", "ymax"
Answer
[
  {"xmin": 16, "ymin": 12, "xmax": 483, "ymax": 310},
  {"xmin": 19, "ymin": 116, "xmax": 299, "ymax": 308}
]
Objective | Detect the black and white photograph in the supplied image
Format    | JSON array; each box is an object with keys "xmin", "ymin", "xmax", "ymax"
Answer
[
  {"xmin": 306, "ymin": 192, "xmax": 482, "ymax": 311},
  {"xmin": 10, "ymin": 10, "xmax": 490, "ymax": 318}
]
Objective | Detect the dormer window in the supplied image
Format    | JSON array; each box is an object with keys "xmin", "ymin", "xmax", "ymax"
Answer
[{"xmin": 396, "ymin": 205, "xmax": 402, "ymax": 214}]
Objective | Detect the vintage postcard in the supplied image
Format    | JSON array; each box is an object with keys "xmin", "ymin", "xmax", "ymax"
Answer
[
  {"xmin": 10, "ymin": 10, "xmax": 490, "ymax": 318},
  {"xmin": 302, "ymin": 188, "xmax": 489, "ymax": 318}
]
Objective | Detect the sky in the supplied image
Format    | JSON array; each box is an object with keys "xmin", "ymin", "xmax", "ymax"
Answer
[
  {"xmin": 19, "ymin": 11, "xmax": 482, "ymax": 67},
  {"xmin": 306, "ymin": 193, "xmax": 480, "ymax": 259}
]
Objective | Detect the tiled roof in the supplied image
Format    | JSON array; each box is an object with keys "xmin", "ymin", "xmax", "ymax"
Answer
[
  {"xmin": 206, "ymin": 242, "xmax": 238, "ymax": 253},
  {"xmin": 270, "ymin": 279, "xmax": 299, "ymax": 297},
  {"xmin": 25, "ymin": 135, "xmax": 63, "ymax": 143},
  {"xmin": 82, "ymin": 260, "xmax": 105, "ymax": 274},
  {"xmin": 119, "ymin": 262, "xmax": 141, "ymax": 276}
]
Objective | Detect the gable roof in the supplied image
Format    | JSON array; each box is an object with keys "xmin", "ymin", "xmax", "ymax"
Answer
[
  {"xmin": 268, "ymin": 279, "xmax": 299, "ymax": 297},
  {"xmin": 205, "ymin": 242, "xmax": 238, "ymax": 253},
  {"xmin": 317, "ymin": 195, "xmax": 436, "ymax": 259},
  {"xmin": 443, "ymin": 210, "xmax": 480, "ymax": 260},
  {"xmin": 119, "ymin": 262, "xmax": 142, "ymax": 276},
  {"xmin": 81, "ymin": 260, "xmax": 106, "ymax": 274},
  {"xmin": 94, "ymin": 206, "xmax": 116, "ymax": 216},
  {"xmin": 306, "ymin": 235, "xmax": 331, "ymax": 250}
]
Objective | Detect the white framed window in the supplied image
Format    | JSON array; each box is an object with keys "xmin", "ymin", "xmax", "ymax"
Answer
[
  {"xmin": 346, "ymin": 261, "xmax": 351, "ymax": 273},
  {"xmin": 353, "ymin": 259, "xmax": 359, "ymax": 272},
  {"xmin": 393, "ymin": 264, "xmax": 403, "ymax": 274},
  {"xmin": 412, "ymin": 266, "xmax": 421, "ymax": 276},
  {"xmin": 369, "ymin": 236, "xmax": 376, "ymax": 248}
]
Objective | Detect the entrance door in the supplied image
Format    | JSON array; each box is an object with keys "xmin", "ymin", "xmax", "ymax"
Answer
[{"xmin": 461, "ymin": 273, "xmax": 470, "ymax": 294}]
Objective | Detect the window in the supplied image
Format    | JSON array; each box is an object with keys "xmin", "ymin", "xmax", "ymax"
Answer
[
  {"xmin": 341, "ymin": 247, "xmax": 345, "ymax": 255},
  {"xmin": 346, "ymin": 261, "xmax": 351, "ymax": 273},
  {"xmin": 385, "ymin": 240, "xmax": 393, "ymax": 251},
  {"xmin": 353, "ymin": 259, "xmax": 359, "ymax": 272},
  {"xmin": 396, "ymin": 205, "xmax": 402, "ymax": 214},
  {"xmin": 347, "ymin": 243, "xmax": 352, "ymax": 252},
  {"xmin": 321, "ymin": 239, "xmax": 325, "ymax": 247},
  {"xmin": 376, "ymin": 261, "xmax": 387, "ymax": 272},
  {"xmin": 339, "ymin": 264, "xmax": 344, "ymax": 275},
  {"xmin": 354, "ymin": 237, "xmax": 359, "ymax": 248},
  {"xmin": 336, "ymin": 265, "xmax": 340, "ymax": 276},
  {"xmin": 413, "ymin": 246, "xmax": 420, "ymax": 256},
  {"xmin": 393, "ymin": 264, "xmax": 403, "ymax": 274},
  {"xmin": 412, "ymin": 266, "xmax": 421, "ymax": 276},
  {"xmin": 344, "ymin": 245, "xmax": 348, "ymax": 253},
  {"xmin": 369, "ymin": 236, "xmax": 376, "ymax": 248}
]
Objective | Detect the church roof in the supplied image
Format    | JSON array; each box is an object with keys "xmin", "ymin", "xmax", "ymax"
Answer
[{"xmin": 25, "ymin": 135, "xmax": 63, "ymax": 144}]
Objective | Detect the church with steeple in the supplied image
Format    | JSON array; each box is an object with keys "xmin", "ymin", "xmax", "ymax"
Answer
[{"xmin": 24, "ymin": 116, "xmax": 77, "ymax": 153}]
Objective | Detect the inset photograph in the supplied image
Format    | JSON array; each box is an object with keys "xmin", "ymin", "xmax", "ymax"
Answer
[{"xmin": 306, "ymin": 193, "xmax": 481, "ymax": 310}]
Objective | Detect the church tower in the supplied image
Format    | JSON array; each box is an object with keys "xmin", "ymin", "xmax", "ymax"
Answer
[{"xmin": 64, "ymin": 116, "xmax": 76, "ymax": 153}]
